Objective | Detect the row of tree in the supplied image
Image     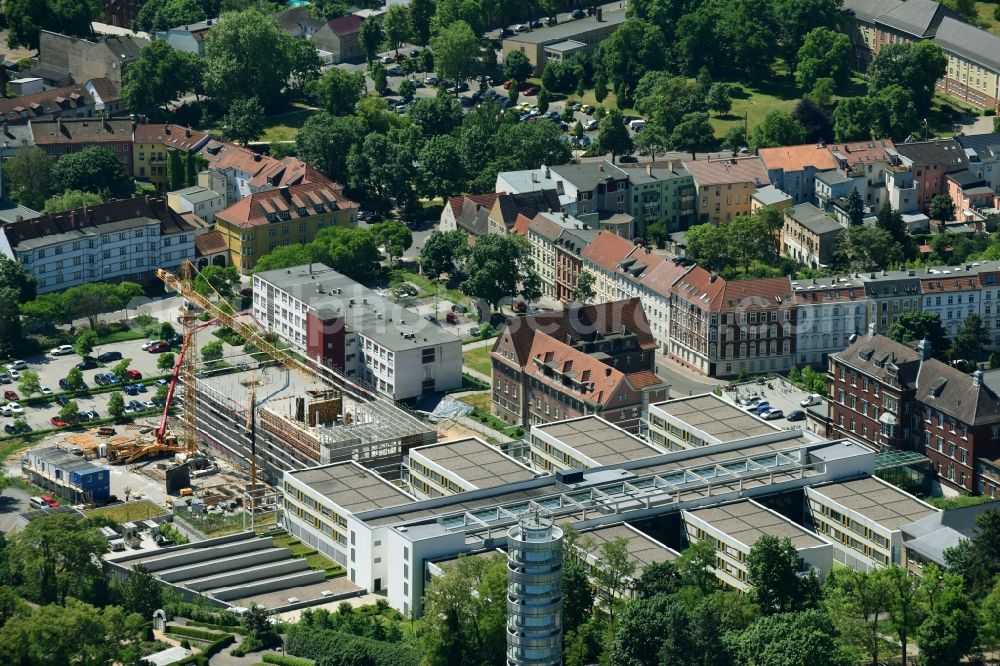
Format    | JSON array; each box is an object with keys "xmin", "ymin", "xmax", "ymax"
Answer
[{"xmin": 4, "ymin": 146, "xmax": 133, "ymax": 212}]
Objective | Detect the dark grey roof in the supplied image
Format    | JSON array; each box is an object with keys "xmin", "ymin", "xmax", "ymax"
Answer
[
  {"xmin": 932, "ymin": 16, "xmax": 1000, "ymax": 72},
  {"xmin": 946, "ymin": 169, "xmax": 986, "ymax": 189},
  {"xmin": 956, "ymin": 133, "xmax": 1000, "ymax": 157},
  {"xmin": 788, "ymin": 203, "xmax": 843, "ymax": 236},
  {"xmin": 841, "ymin": 0, "xmax": 903, "ymax": 23},
  {"xmin": 895, "ymin": 139, "xmax": 968, "ymax": 170},
  {"xmin": 876, "ymin": 0, "xmax": 951, "ymax": 37},
  {"xmin": 916, "ymin": 359, "xmax": 1000, "ymax": 425},
  {"xmin": 902, "ymin": 501, "xmax": 1000, "ymax": 564},
  {"xmin": 832, "ymin": 334, "xmax": 922, "ymax": 389}
]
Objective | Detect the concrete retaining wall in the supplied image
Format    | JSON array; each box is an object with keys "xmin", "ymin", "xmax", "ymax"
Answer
[
  {"xmin": 157, "ymin": 547, "xmax": 290, "ymax": 583},
  {"xmin": 185, "ymin": 558, "xmax": 309, "ymax": 591},
  {"xmin": 210, "ymin": 569, "xmax": 326, "ymax": 602}
]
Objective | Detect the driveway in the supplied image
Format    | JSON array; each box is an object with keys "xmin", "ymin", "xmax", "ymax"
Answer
[{"xmin": 0, "ymin": 486, "xmax": 29, "ymax": 533}]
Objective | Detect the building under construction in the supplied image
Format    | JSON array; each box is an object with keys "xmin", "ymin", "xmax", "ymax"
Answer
[{"xmin": 194, "ymin": 360, "xmax": 437, "ymax": 485}]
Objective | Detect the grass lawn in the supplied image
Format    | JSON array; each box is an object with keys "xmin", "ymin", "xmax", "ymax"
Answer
[
  {"xmin": 462, "ymin": 346, "xmax": 492, "ymax": 376},
  {"xmin": 259, "ymin": 108, "xmax": 316, "ymax": 143},
  {"xmin": 392, "ymin": 270, "xmax": 469, "ymax": 307},
  {"xmin": 976, "ymin": 1, "xmax": 1000, "ymax": 36},
  {"xmin": 458, "ymin": 391, "xmax": 491, "ymax": 412},
  {"xmin": 85, "ymin": 499, "xmax": 167, "ymax": 523},
  {"xmin": 272, "ymin": 534, "xmax": 345, "ymax": 575}
]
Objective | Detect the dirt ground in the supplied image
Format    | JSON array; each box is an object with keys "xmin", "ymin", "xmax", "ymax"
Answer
[{"xmin": 0, "ymin": 30, "xmax": 36, "ymax": 66}]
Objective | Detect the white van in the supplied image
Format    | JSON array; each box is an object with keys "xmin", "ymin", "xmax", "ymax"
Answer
[{"xmin": 628, "ymin": 119, "xmax": 646, "ymax": 132}]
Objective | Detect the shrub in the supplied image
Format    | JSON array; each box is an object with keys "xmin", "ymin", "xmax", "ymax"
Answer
[
  {"xmin": 166, "ymin": 624, "xmax": 228, "ymax": 641},
  {"xmin": 263, "ymin": 654, "xmax": 315, "ymax": 666},
  {"xmin": 285, "ymin": 627, "xmax": 419, "ymax": 666}
]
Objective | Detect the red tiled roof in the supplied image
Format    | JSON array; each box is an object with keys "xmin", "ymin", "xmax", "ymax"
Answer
[
  {"xmin": 327, "ymin": 15, "xmax": 361, "ymax": 35},
  {"xmin": 0, "ymin": 80, "xmax": 107, "ymax": 122},
  {"xmin": 195, "ymin": 230, "xmax": 228, "ymax": 256},
  {"xmin": 670, "ymin": 266, "xmax": 727, "ymax": 310},
  {"xmin": 134, "ymin": 123, "xmax": 209, "ymax": 151},
  {"xmin": 718, "ymin": 277, "xmax": 793, "ymax": 312},
  {"xmin": 758, "ymin": 143, "xmax": 838, "ymax": 173},
  {"xmin": 582, "ymin": 231, "xmax": 637, "ymax": 272},
  {"xmin": 216, "ymin": 181, "xmax": 357, "ymax": 229},
  {"xmin": 638, "ymin": 258, "xmax": 693, "ymax": 298},
  {"xmin": 624, "ymin": 369, "xmax": 664, "ymax": 390},
  {"xmin": 447, "ymin": 193, "xmax": 497, "ymax": 220},
  {"xmin": 918, "ymin": 274, "xmax": 980, "ymax": 292},
  {"xmin": 682, "ymin": 156, "xmax": 769, "ymax": 187},
  {"xmin": 827, "ymin": 139, "xmax": 896, "ymax": 165},
  {"xmin": 511, "ymin": 213, "xmax": 532, "ymax": 237}
]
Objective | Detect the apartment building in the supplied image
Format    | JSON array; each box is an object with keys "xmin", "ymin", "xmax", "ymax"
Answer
[
  {"xmin": 438, "ymin": 193, "xmax": 498, "ymax": 235},
  {"xmin": 252, "ymin": 263, "xmax": 462, "ymax": 401},
  {"xmin": 2, "ymin": 196, "xmax": 196, "ymax": 293},
  {"xmin": 133, "ymin": 123, "xmax": 210, "ymax": 190},
  {"xmin": 527, "ymin": 416, "xmax": 666, "ymax": 472},
  {"xmin": 891, "ymin": 139, "xmax": 970, "ymax": 213},
  {"xmin": 620, "ymin": 162, "xmax": 696, "ymax": 234},
  {"xmin": 553, "ymin": 226, "xmax": 599, "ymax": 304},
  {"xmin": 956, "ymin": 133, "xmax": 1000, "ymax": 193},
  {"xmin": 682, "ymin": 157, "xmax": 770, "ymax": 224},
  {"xmin": 683, "ymin": 499, "xmax": 834, "ymax": 591},
  {"xmin": 215, "ymin": 181, "xmax": 357, "ymax": 273},
  {"xmin": 31, "ymin": 117, "xmax": 134, "ymax": 172},
  {"xmin": 859, "ymin": 269, "xmax": 923, "ymax": 334},
  {"xmin": 668, "ymin": 267, "xmax": 795, "ymax": 378},
  {"xmin": 758, "ymin": 143, "xmax": 839, "ymax": 205},
  {"xmin": 918, "ymin": 266, "xmax": 981, "ymax": 336},
  {"xmin": 404, "ymin": 438, "xmax": 536, "ymax": 499},
  {"xmin": 0, "ymin": 78, "xmax": 119, "ymax": 125},
  {"xmin": 793, "ymin": 275, "xmax": 868, "ymax": 367},
  {"xmin": 500, "ymin": 8, "xmax": 626, "ymax": 75},
  {"xmin": 198, "ymin": 140, "xmax": 329, "ymax": 206},
  {"xmin": 805, "ymin": 476, "xmax": 938, "ymax": 570},
  {"xmin": 781, "ymin": 202, "xmax": 845, "ymax": 268},
  {"xmin": 827, "ymin": 139, "xmax": 896, "ymax": 212},
  {"xmin": 167, "ymin": 185, "xmax": 225, "ymax": 223},
  {"xmin": 490, "ymin": 299, "xmax": 667, "ymax": 432}
]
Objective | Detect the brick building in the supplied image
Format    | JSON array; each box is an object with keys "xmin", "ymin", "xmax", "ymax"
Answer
[
  {"xmin": 30, "ymin": 117, "xmax": 135, "ymax": 173},
  {"xmin": 490, "ymin": 299, "xmax": 668, "ymax": 432}
]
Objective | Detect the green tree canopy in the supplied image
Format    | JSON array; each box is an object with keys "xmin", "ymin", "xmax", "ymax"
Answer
[
  {"xmin": 930, "ymin": 195, "xmax": 957, "ymax": 223},
  {"xmin": 311, "ymin": 68, "xmax": 366, "ymax": 117},
  {"xmin": 296, "ymin": 113, "xmax": 365, "ymax": 185},
  {"xmin": 370, "ymin": 220, "xmax": 413, "ymax": 265},
  {"xmin": 795, "ymin": 27, "xmax": 852, "ymax": 92},
  {"xmin": 51, "ymin": 146, "xmax": 133, "ymax": 198},
  {"xmin": 461, "ymin": 233, "xmax": 536, "ymax": 311},
  {"xmin": 430, "ymin": 20, "xmax": 481, "ymax": 84},
  {"xmin": 749, "ymin": 111, "xmax": 806, "ymax": 151},
  {"xmin": 669, "ymin": 111, "xmax": 717, "ymax": 159},
  {"xmin": 747, "ymin": 534, "xmax": 819, "ymax": 615},
  {"xmin": 419, "ymin": 134, "xmax": 467, "ymax": 200},
  {"xmin": 419, "ymin": 229, "xmax": 467, "ymax": 279},
  {"xmin": 885, "ymin": 311, "xmax": 948, "ymax": 359},
  {"xmin": 6, "ymin": 0, "xmax": 93, "ymax": 50},
  {"xmin": 596, "ymin": 108, "xmax": 635, "ymax": 163},
  {"xmin": 3, "ymin": 146, "xmax": 54, "ymax": 211},
  {"xmin": 867, "ymin": 41, "xmax": 948, "ymax": 116},
  {"xmin": 223, "ymin": 96, "xmax": 265, "ymax": 147},
  {"xmin": 503, "ymin": 50, "xmax": 532, "ymax": 83},
  {"xmin": 43, "ymin": 189, "xmax": 105, "ymax": 214},
  {"xmin": 122, "ymin": 40, "xmax": 204, "ymax": 114}
]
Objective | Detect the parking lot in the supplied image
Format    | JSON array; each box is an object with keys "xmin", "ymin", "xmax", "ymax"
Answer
[{"xmin": 718, "ymin": 377, "xmax": 826, "ymax": 429}]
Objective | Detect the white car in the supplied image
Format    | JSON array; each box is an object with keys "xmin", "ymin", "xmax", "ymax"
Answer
[
  {"xmin": 140, "ymin": 340, "xmax": 158, "ymax": 351},
  {"xmin": 8, "ymin": 369, "xmax": 20, "ymax": 380},
  {"xmin": 381, "ymin": 54, "xmax": 395, "ymax": 64},
  {"xmin": 6, "ymin": 360, "xmax": 26, "ymax": 371},
  {"xmin": 584, "ymin": 119, "xmax": 599, "ymax": 131},
  {"xmin": 39, "ymin": 386, "xmax": 52, "ymax": 395},
  {"xmin": 6, "ymin": 402, "xmax": 23, "ymax": 415},
  {"xmin": 513, "ymin": 23, "xmax": 528, "ymax": 32},
  {"xmin": 800, "ymin": 393, "xmax": 824, "ymax": 407},
  {"xmin": 141, "ymin": 400, "xmax": 156, "ymax": 410},
  {"xmin": 50, "ymin": 345, "xmax": 73, "ymax": 356}
]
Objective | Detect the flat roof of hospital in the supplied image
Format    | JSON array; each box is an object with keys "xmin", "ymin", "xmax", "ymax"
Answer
[
  {"xmin": 580, "ymin": 522, "xmax": 677, "ymax": 575},
  {"xmin": 410, "ymin": 438, "xmax": 537, "ymax": 489},
  {"xmin": 532, "ymin": 416, "xmax": 664, "ymax": 465},
  {"xmin": 808, "ymin": 476, "xmax": 938, "ymax": 530},
  {"xmin": 686, "ymin": 499, "xmax": 827, "ymax": 550},
  {"xmin": 289, "ymin": 461, "xmax": 415, "ymax": 513},
  {"xmin": 652, "ymin": 394, "xmax": 779, "ymax": 441}
]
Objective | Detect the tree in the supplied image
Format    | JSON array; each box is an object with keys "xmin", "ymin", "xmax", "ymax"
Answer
[
  {"xmin": 347, "ymin": 131, "xmax": 417, "ymax": 215},
  {"xmin": 596, "ymin": 108, "xmax": 634, "ymax": 163},
  {"xmin": 419, "ymin": 135, "xmax": 467, "ymax": 200},
  {"xmin": 881, "ymin": 566, "xmax": 925, "ymax": 666},
  {"xmin": 358, "ymin": 17, "xmax": 384, "ymax": 63},
  {"xmin": 51, "ymin": 146, "xmax": 132, "ymax": 198},
  {"xmin": 370, "ymin": 220, "xmax": 413, "ymax": 266},
  {"xmin": 705, "ymin": 82, "xmax": 732, "ymax": 115},
  {"xmin": 157, "ymin": 352, "xmax": 176, "ymax": 372},
  {"xmin": 204, "ymin": 9, "xmax": 296, "ymax": 109},
  {"xmin": 57, "ymin": 399, "xmax": 79, "ymax": 423},
  {"xmin": 420, "ymin": 229, "xmax": 467, "ymax": 279},
  {"xmin": 296, "ymin": 113, "xmax": 365, "ymax": 185},
  {"xmin": 597, "ymin": 18, "xmax": 667, "ymax": 104},
  {"xmin": 669, "ymin": 111, "xmax": 717, "ymax": 159},
  {"xmin": 371, "ymin": 61, "xmax": 389, "ymax": 96},
  {"xmin": 562, "ymin": 558, "xmax": 593, "ymax": 635},
  {"xmin": 118, "ymin": 564, "xmax": 163, "ymax": 620},
  {"xmin": 64, "ymin": 367, "xmax": 85, "ymax": 391},
  {"xmin": 573, "ymin": 270, "xmax": 596, "ymax": 304},
  {"xmin": 537, "ymin": 88, "xmax": 550, "ymax": 115},
  {"xmin": 592, "ymin": 537, "xmax": 635, "ymax": 620},
  {"xmin": 635, "ymin": 119, "xmax": 669, "ymax": 162},
  {"xmin": 834, "ymin": 96, "xmax": 881, "ymax": 142},
  {"xmin": 310, "ymin": 68, "xmax": 366, "ymax": 117},
  {"xmin": 307, "ymin": 0, "xmax": 347, "ymax": 20},
  {"xmin": 409, "ymin": 91, "xmax": 464, "ymax": 137},
  {"xmin": 312, "ymin": 226, "xmax": 382, "ymax": 282},
  {"xmin": 430, "ymin": 21, "xmax": 481, "ymax": 85},
  {"xmin": 383, "ymin": 4, "xmax": 410, "ymax": 54},
  {"xmin": 950, "ymin": 314, "xmax": 989, "ymax": 361},
  {"xmin": 747, "ymin": 534, "xmax": 818, "ymax": 615},
  {"xmin": 193, "ymin": 265, "xmax": 240, "ymax": 299},
  {"xmin": 843, "ymin": 188, "xmax": 865, "ymax": 226},
  {"xmin": 825, "ymin": 568, "xmax": 891, "ymax": 666},
  {"xmin": 503, "ymin": 50, "xmax": 532, "ymax": 84},
  {"xmin": 915, "ymin": 568, "xmax": 978, "ymax": 666},
  {"xmin": 6, "ymin": 0, "xmax": 93, "ymax": 50},
  {"xmin": 885, "ymin": 311, "xmax": 948, "ymax": 358},
  {"xmin": 461, "ymin": 234, "xmax": 535, "ymax": 311},
  {"xmin": 608, "ymin": 594, "xmax": 681, "ymax": 666},
  {"xmin": 728, "ymin": 214, "xmax": 774, "ymax": 273},
  {"xmin": 685, "ymin": 223, "xmax": 730, "ymax": 273},
  {"xmin": 409, "ymin": 0, "xmax": 433, "ymax": 45},
  {"xmin": 159, "ymin": 322, "xmax": 176, "ymax": 340},
  {"xmin": 10, "ymin": 512, "xmax": 109, "ymax": 605},
  {"xmin": 722, "ymin": 126, "xmax": 748, "ymax": 156},
  {"xmin": 420, "ymin": 554, "xmax": 507, "ymax": 666},
  {"xmin": 111, "ymin": 358, "xmax": 132, "ymax": 381},
  {"xmin": 930, "ymin": 195, "xmax": 956, "ymax": 224},
  {"xmin": 795, "ymin": 27, "xmax": 852, "ymax": 91},
  {"xmin": 17, "ymin": 370, "xmax": 40, "ymax": 397},
  {"xmin": 749, "ymin": 111, "xmax": 806, "ymax": 151},
  {"xmin": 867, "ymin": 41, "xmax": 948, "ymax": 116},
  {"xmin": 633, "ymin": 560, "xmax": 682, "ymax": 599},
  {"xmin": 3, "ymin": 146, "xmax": 54, "ymax": 210},
  {"xmin": 875, "ymin": 201, "xmax": 911, "ymax": 256},
  {"xmin": 398, "ymin": 78, "xmax": 417, "ymax": 102},
  {"xmin": 43, "ymin": 189, "xmax": 104, "ymax": 214},
  {"xmin": 835, "ymin": 224, "xmax": 900, "ymax": 272},
  {"xmin": 123, "ymin": 41, "xmax": 204, "ymax": 114},
  {"xmin": 945, "ymin": 508, "xmax": 1000, "ymax": 599},
  {"xmin": 731, "ymin": 609, "xmax": 851, "ymax": 666},
  {"xmin": 792, "ymin": 98, "xmax": 834, "ymax": 144},
  {"xmin": 201, "ymin": 340, "xmax": 224, "ymax": 361},
  {"xmin": 772, "ymin": 0, "xmax": 843, "ymax": 70},
  {"xmin": 74, "ymin": 330, "xmax": 98, "ymax": 358},
  {"xmin": 0, "ymin": 292, "xmax": 22, "ymax": 359},
  {"xmin": 108, "ymin": 391, "xmax": 126, "ymax": 419},
  {"xmin": 223, "ymin": 96, "xmax": 265, "ymax": 147}
]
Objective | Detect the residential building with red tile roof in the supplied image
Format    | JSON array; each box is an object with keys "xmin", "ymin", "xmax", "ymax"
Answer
[
  {"xmin": 439, "ymin": 193, "xmax": 499, "ymax": 234},
  {"xmin": 581, "ymin": 230, "xmax": 641, "ymax": 303},
  {"xmin": 758, "ymin": 143, "xmax": 839, "ymax": 205},
  {"xmin": 313, "ymin": 15, "xmax": 363, "ymax": 63},
  {"xmin": 30, "ymin": 117, "xmax": 134, "ymax": 172},
  {"xmin": 133, "ymin": 123, "xmax": 211, "ymax": 190},
  {"xmin": 825, "ymin": 139, "xmax": 896, "ymax": 211},
  {"xmin": 0, "ymin": 78, "xmax": 119, "ymax": 125},
  {"xmin": 681, "ymin": 156, "xmax": 769, "ymax": 224},
  {"xmin": 198, "ymin": 140, "xmax": 332, "ymax": 205},
  {"xmin": 490, "ymin": 298, "xmax": 668, "ymax": 432},
  {"xmin": 215, "ymin": 181, "xmax": 358, "ymax": 273}
]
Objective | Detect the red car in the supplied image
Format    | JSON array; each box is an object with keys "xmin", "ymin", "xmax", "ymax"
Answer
[
  {"xmin": 40, "ymin": 495, "xmax": 60, "ymax": 508},
  {"xmin": 50, "ymin": 416, "xmax": 68, "ymax": 428},
  {"xmin": 503, "ymin": 79, "xmax": 513, "ymax": 89},
  {"xmin": 147, "ymin": 341, "xmax": 169, "ymax": 353},
  {"xmin": 4, "ymin": 390, "xmax": 17, "ymax": 400},
  {"xmin": 126, "ymin": 369, "xmax": 142, "ymax": 380},
  {"xmin": 522, "ymin": 85, "xmax": 540, "ymax": 96}
]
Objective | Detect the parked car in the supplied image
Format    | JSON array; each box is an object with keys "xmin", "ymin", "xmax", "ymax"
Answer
[
  {"xmin": 39, "ymin": 385, "xmax": 52, "ymax": 395},
  {"xmin": 50, "ymin": 344, "xmax": 74, "ymax": 356},
  {"xmin": 786, "ymin": 410, "xmax": 806, "ymax": 422},
  {"xmin": 380, "ymin": 54, "xmax": 395, "ymax": 64},
  {"xmin": 126, "ymin": 369, "xmax": 142, "ymax": 380},
  {"xmin": 55, "ymin": 395, "xmax": 70, "ymax": 406},
  {"xmin": 409, "ymin": 48, "xmax": 419, "ymax": 57},
  {"xmin": 141, "ymin": 400, "xmax": 156, "ymax": 410},
  {"xmin": 387, "ymin": 66, "xmax": 402, "ymax": 76},
  {"xmin": 4, "ymin": 423, "xmax": 29, "ymax": 434},
  {"xmin": 446, "ymin": 312, "xmax": 460, "ymax": 324},
  {"xmin": 97, "ymin": 351, "xmax": 123, "ymax": 363},
  {"xmin": 584, "ymin": 119, "xmax": 599, "ymax": 131},
  {"xmin": 754, "ymin": 402, "xmax": 771, "ymax": 414},
  {"xmin": 124, "ymin": 385, "xmax": 141, "ymax": 396},
  {"xmin": 83, "ymin": 409, "xmax": 99, "ymax": 420},
  {"xmin": 513, "ymin": 23, "xmax": 528, "ymax": 32},
  {"xmin": 168, "ymin": 334, "xmax": 183, "ymax": 346},
  {"xmin": 424, "ymin": 75, "xmax": 439, "ymax": 85},
  {"xmin": 147, "ymin": 341, "xmax": 169, "ymax": 353},
  {"xmin": 94, "ymin": 373, "xmax": 108, "ymax": 386},
  {"xmin": 0, "ymin": 373, "xmax": 9, "ymax": 384},
  {"xmin": 619, "ymin": 155, "xmax": 638, "ymax": 163},
  {"xmin": 499, "ymin": 27, "xmax": 514, "ymax": 37},
  {"xmin": 570, "ymin": 8, "xmax": 585, "ymax": 18},
  {"xmin": 49, "ymin": 416, "xmax": 68, "ymax": 428},
  {"xmin": 582, "ymin": 105, "xmax": 595, "ymax": 114},
  {"xmin": 530, "ymin": 19, "xmax": 543, "ymax": 28},
  {"xmin": 800, "ymin": 393, "xmax": 824, "ymax": 407},
  {"xmin": 76, "ymin": 358, "xmax": 98, "ymax": 370},
  {"xmin": 4, "ymin": 391, "xmax": 17, "ymax": 401},
  {"xmin": 762, "ymin": 409, "xmax": 785, "ymax": 420},
  {"xmin": 7, "ymin": 370, "xmax": 19, "ymax": 380},
  {"xmin": 7, "ymin": 360, "xmax": 26, "ymax": 371},
  {"xmin": 154, "ymin": 379, "xmax": 170, "ymax": 387},
  {"xmin": 6, "ymin": 402, "xmax": 22, "ymax": 414},
  {"xmin": 40, "ymin": 495, "xmax": 60, "ymax": 508},
  {"xmin": 58, "ymin": 377, "xmax": 84, "ymax": 391},
  {"xmin": 522, "ymin": 85, "xmax": 540, "ymax": 96}
]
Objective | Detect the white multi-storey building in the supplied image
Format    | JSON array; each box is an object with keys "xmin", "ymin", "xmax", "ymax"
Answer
[
  {"xmin": 792, "ymin": 276, "xmax": 868, "ymax": 367},
  {"xmin": 918, "ymin": 267, "xmax": 981, "ymax": 338},
  {"xmin": 2, "ymin": 196, "xmax": 196, "ymax": 293},
  {"xmin": 252, "ymin": 263, "xmax": 462, "ymax": 401}
]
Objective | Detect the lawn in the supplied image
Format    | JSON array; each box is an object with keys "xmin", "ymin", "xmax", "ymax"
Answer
[
  {"xmin": 272, "ymin": 534, "xmax": 345, "ymax": 575},
  {"xmin": 85, "ymin": 499, "xmax": 167, "ymax": 523},
  {"xmin": 458, "ymin": 391, "xmax": 491, "ymax": 412},
  {"xmin": 462, "ymin": 346, "xmax": 492, "ymax": 376},
  {"xmin": 260, "ymin": 108, "xmax": 316, "ymax": 143},
  {"xmin": 975, "ymin": 1, "xmax": 1000, "ymax": 36},
  {"xmin": 391, "ymin": 270, "xmax": 470, "ymax": 308}
]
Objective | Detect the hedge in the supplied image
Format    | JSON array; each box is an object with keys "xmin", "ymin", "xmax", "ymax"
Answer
[
  {"xmin": 166, "ymin": 624, "xmax": 229, "ymax": 641},
  {"xmin": 262, "ymin": 653, "xmax": 315, "ymax": 666},
  {"xmin": 286, "ymin": 627, "xmax": 419, "ymax": 666},
  {"xmin": 167, "ymin": 633, "xmax": 236, "ymax": 666},
  {"xmin": 184, "ymin": 619, "xmax": 247, "ymax": 635}
]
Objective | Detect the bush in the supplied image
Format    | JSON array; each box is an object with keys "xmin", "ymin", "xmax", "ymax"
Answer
[
  {"xmin": 180, "ymin": 640, "xmax": 191, "ymax": 649},
  {"xmin": 285, "ymin": 627, "xmax": 419, "ymax": 666},
  {"xmin": 263, "ymin": 654, "xmax": 315, "ymax": 666},
  {"xmin": 166, "ymin": 624, "xmax": 228, "ymax": 641}
]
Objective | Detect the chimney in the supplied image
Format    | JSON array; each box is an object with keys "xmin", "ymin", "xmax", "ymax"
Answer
[
  {"xmin": 185, "ymin": 127, "xmax": 191, "ymax": 138},
  {"xmin": 973, "ymin": 369, "xmax": 984, "ymax": 386},
  {"xmin": 164, "ymin": 124, "xmax": 170, "ymax": 134},
  {"xmin": 56, "ymin": 117, "xmax": 62, "ymax": 134},
  {"xmin": 545, "ymin": 165, "xmax": 550, "ymax": 179},
  {"xmin": 709, "ymin": 274, "xmax": 718, "ymax": 283},
  {"xmin": 917, "ymin": 338, "xmax": 932, "ymax": 361},
  {"xmin": 646, "ymin": 163, "xmax": 652, "ymax": 177},
  {"xmin": 599, "ymin": 164, "xmax": 604, "ymax": 172},
  {"xmin": 867, "ymin": 322, "xmax": 876, "ymax": 337}
]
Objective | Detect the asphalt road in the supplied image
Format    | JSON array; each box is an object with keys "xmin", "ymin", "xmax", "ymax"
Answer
[{"xmin": 0, "ymin": 486, "xmax": 28, "ymax": 533}]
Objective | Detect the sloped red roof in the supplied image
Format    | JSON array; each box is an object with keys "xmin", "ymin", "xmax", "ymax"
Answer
[
  {"xmin": 327, "ymin": 15, "xmax": 361, "ymax": 35},
  {"xmin": 195, "ymin": 230, "xmax": 228, "ymax": 256},
  {"xmin": 216, "ymin": 181, "xmax": 357, "ymax": 229},
  {"xmin": 582, "ymin": 231, "xmax": 637, "ymax": 272}
]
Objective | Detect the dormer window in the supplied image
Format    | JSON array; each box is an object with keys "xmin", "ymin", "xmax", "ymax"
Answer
[
  {"xmin": 297, "ymin": 207, "xmax": 306, "ymax": 216},
  {"xmin": 280, "ymin": 211, "xmax": 290, "ymax": 220},
  {"xmin": 315, "ymin": 204, "xmax": 325, "ymax": 213},
  {"xmin": 266, "ymin": 213, "xmax": 276, "ymax": 222}
]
